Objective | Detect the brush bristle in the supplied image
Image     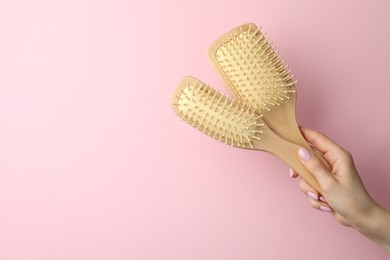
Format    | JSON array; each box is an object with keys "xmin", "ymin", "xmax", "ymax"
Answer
[
  {"xmin": 172, "ymin": 77, "xmax": 264, "ymax": 149},
  {"xmin": 211, "ymin": 24, "xmax": 297, "ymax": 112}
]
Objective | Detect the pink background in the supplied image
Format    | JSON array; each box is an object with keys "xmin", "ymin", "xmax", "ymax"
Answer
[{"xmin": 1, "ymin": 0, "xmax": 390, "ymax": 259}]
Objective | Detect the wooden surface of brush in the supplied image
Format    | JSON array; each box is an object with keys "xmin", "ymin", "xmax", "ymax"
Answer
[
  {"xmin": 171, "ymin": 76, "xmax": 321, "ymax": 192},
  {"xmin": 208, "ymin": 23, "xmax": 331, "ymax": 171}
]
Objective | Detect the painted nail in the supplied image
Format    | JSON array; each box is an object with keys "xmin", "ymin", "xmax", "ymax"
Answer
[
  {"xmin": 298, "ymin": 148, "xmax": 312, "ymax": 161},
  {"xmin": 289, "ymin": 168, "xmax": 294, "ymax": 178},
  {"xmin": 320, "ymin": 196, "xmax": 326, "ymax": 202},
  {"xmin": 307, "ymin": 191, "xmax": 318, "ymax": 201},
  {"xmin": 320, "ymin": 206, "xmax": 333, "ymax": 212}
]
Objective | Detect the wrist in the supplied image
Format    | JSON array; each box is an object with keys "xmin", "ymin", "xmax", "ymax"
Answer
[
  {"xmin": 352, "ymin": 199, "xmax": 381, "ymax": 231},
  {"xmin": 353, "ymin": 202, "xmax": 390, "ymax": 252}
]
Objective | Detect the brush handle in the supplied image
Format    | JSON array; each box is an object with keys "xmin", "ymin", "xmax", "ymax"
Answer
[
  {"xmin": 282, "ymin": 121, "xmax": 332, "ymax": 172},
  {"xmin": 266, "ymin": 135, "xmax": 322, "ymax": 193},
  {"xmin": 263, "ymin": 98, "xmax": 332, "ymax": 172}
]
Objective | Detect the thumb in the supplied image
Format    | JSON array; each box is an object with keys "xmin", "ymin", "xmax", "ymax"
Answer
[{"xmin": 298, "ymin": 147, "xmax": 333, "ymax": 188}]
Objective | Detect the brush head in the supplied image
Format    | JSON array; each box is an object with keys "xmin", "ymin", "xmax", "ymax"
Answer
[
  {"xmin": 171, "ymin": 76, "xmax": 265, "ymax": 149},
  {"xmin": 209, "ymin": 23, "xmax": 297, "ymax": 113}
]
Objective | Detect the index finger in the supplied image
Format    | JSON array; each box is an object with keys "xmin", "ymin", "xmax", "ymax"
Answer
[{"xmin": 299, "ymin": 127, "xmax": 344, "ymax": 156}]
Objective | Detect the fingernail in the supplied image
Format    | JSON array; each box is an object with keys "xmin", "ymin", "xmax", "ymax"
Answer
[
  {"xmin": 307, "ymin": 191, "xmax": 318, "ymax": 201},
  {"xmin": 289, "ymin": 168, "xmax": 294, "ymax": 178},
  {"xmin": 298, "ymin": 148, "xmax": 312, "ymax": 161},
  {"xmin": 320, "ymin": 196, "xmax": 326, "ymax": 202},
  {"xmin": 320, "ymin": 206, "xmax": 333, "ymax": 212}
]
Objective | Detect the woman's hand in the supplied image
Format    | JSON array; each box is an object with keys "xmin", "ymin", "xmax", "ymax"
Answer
[{"xmin": 290, "ymin": 127, "xmax": 390, "ymax": 253}]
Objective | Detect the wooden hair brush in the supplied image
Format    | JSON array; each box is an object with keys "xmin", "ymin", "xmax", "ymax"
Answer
[
  {"xmin": 208, "ymin": 23, "xmax": 330, "ymax": 170},
  {"xmin": 171, "ymin": 76, "xmax": 321, "ymax": 192}
]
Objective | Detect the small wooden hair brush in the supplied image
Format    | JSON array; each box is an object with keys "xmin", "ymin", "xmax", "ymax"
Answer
[{"xmin": 171, "ymin": 76, "xmax": 321, "ymax": 191}]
